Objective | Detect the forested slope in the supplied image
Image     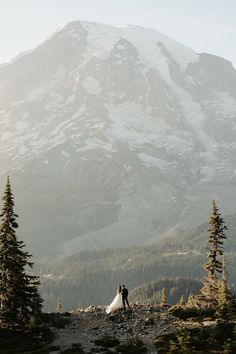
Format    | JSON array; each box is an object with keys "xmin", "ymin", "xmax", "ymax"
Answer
[{"xmin": 35, "ymin": 214, "xmax": 236, "ymax": 311}]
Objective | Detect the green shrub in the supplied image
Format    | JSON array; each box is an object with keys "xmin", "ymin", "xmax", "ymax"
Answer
[
  {"xmin": 116, "ymin": 337, "xmax": 147, "ymax": 353},
  {"xmin": 43, "ymin": 313, "xmax": 71, "ymax": 328},
  {"xmin": 169, "ymin": 305, "xmax": 215, "ymax": 320},
  {"xmin": 94, "ymin": 334, "xmax": 120, "ymax": 348},
  {"xmin": 154, "ymin": 333, "xmax": 174, "ymax": 353},
  {"xmin": 168, "ymin": 328, "xmax": 194, "ymax": 353},
  {"xmin": 155, "ymin": 324, "xmax": 236, "ymax": 353},
  {"xmin": 168, "ymin": 305, "xmax": 200, "ymax": 320}
]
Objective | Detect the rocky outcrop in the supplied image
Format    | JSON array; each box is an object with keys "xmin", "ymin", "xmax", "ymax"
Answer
[
  {"xmin": 48, "ymin": 304, "xmax": 222, "ymax": 353},
  {"xmin": 51, "ymin": 305, "xmax": 178, "ymax": 353}
]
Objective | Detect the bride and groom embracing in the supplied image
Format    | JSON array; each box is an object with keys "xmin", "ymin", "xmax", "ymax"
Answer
[{"xmin": 106, "ymin": 285, "xmax": 130, "ymax": 314}]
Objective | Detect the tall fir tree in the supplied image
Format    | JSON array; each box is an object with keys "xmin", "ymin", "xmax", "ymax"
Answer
[
  {"xmin": 200, "ymin": 200, "xmax": 227, "ymax": 307},
  {"xmin": 0, "ymin": 176, "xmax": 43, "ymax": 329}
]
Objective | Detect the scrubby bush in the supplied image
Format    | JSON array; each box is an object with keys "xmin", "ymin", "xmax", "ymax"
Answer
[
  {"xmin": 154, "ymin": 324, "xmax": 236, "ymax": 353},
  {"xmin": 43, "ymin": 313, "xmax": 71, "ymax": 329},
  {"xmin": 94, "ymin": 334, "xmax": 120, "ymax": 348},
  {"xmin": 168, "ymin": 328, "xmax": 194, "ymax": 353},
  {"xmin": 168, "ymin": 304, "xmax": 215, "ymax": 321},
  {"xmin": 116, "ymin": 337, "xmax": 147, "ymax": 353}
]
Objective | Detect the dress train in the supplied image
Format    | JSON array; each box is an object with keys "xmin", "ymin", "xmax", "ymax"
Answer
[{"xmin": 106, "ymin": 293, "xmax": 123, "ymax": 313}]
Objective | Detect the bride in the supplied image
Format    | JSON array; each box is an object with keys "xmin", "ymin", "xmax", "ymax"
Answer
[{"xmin": 106, "ymin": 285, "xmax": 123, "ymax": 314}]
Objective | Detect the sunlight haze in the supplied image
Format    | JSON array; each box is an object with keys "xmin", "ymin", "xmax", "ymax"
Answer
[{"xmin": 0, "ymin": 0, "xmax": 235, "ymax": 67}]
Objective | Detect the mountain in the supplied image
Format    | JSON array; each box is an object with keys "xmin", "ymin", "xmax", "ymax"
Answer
[{"xmin": 0, "ymin": 20, "xmax": 236, "ymax": 259}]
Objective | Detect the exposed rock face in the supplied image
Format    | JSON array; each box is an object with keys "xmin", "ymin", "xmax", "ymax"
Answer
[{"xmin": 0, "ymin": 21, "xmax": 236, "ymax": 258}]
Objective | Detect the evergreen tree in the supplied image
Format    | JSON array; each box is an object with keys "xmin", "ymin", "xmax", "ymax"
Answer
[
  {"xmin": 0, "ymin": 177, "xmax": 43, "ymax": 329},
  {"xmin": 178, "ymin": 294, "xmax": 186, "ymax": 307},
  {"xmin": 168, "ymin": 328, "xmax": 192, "ymax": 353},
  {"xmin": 161, "ymin": 287, "xmax": 167, "ymax": 306},
  {"xmin": 200, "ymin": 200, "xmax": 227, "ymax": 307},
  {"xmin": 56, "ymin": 299, "xmax": 62, "ymax": 313},
  {"xmin": 187, "ymin": 294, "xmax": 196, "ymax": 308}
]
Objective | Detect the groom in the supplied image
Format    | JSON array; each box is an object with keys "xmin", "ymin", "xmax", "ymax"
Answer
[{"xmin": 122, "ymin": 285, "xmax": 130, "ymax": 310}]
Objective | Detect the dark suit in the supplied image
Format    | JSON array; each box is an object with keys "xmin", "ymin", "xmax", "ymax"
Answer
[{"xmin": 122, "ymin": 287, "xmax": 130, "ymax": 309}]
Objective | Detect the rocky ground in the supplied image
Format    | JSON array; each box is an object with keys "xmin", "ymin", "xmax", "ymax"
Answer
[{"xmin": 49, "ymin": 304, "xmax": 205, "ymax": 354}]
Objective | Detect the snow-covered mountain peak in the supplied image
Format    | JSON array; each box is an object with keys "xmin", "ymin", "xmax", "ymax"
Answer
[
  {"xmin": 59, "ymin": 20, "xmax": 198, "ymax": 71},
  {"xmin": 116, "ymin": 24, "xmax": 198, "ymax": 69},
  {"xmin": 0, "ymin": 20, "xmax": 236, "ymax": 258}
]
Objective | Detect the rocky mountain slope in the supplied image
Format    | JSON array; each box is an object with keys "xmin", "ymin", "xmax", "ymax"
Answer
[
  {"xmin": 52, "ymin": 305, "xmax": 169, "ymax": 353},
  {"xmin": 43, "ymin": 305, "xmax": 236, "ymax": 354},
  {"xmin": 47, "ymin": 305, "xmax": 205, "ymax": 354},
  {"xmin": 2, "ymin": 305, "xmax": 235, "ymax": 353},
  {"xmin": 0, "ymin": 20, "xmax": 236, "ymax": 258}
]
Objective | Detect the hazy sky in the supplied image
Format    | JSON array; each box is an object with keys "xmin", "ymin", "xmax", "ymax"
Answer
[{"xmin": 0, "ymin": 0, "xmax": 235, "ymax": 67}]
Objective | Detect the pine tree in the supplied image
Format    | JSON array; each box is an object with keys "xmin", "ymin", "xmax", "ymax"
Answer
[
  {"xmin": 200, "ymin": 200, "xmax": 227, "ymax": 307},
  {"xmin": 178, "ymin": 294, "xmax": 186, "ymax": 307},
  {"xmin": 56, "ymin": 299, "xmax": 62, "ymax": 313},
  {"xmin": 168, "ymin": 328, "xmax": 192, "ymax": 353},
  {"xmin": 161, "ymin": 287, "xmax": 167, "ymax": 306},
  {"xmin": 187, "ymin": 294, "xmax": 196, "ymax": 308},
  {"xmin": 0, "ymin": 177, "xmax": 43, "ymax": 329}
]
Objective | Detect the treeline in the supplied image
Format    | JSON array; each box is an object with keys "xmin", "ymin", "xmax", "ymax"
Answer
[
  {"xmin": 129, "ymin": 277, "xmax": 202, "ymax": 305},
  {"xmin": 34, "ymin": 210, "xmax": 236, "ymax": 311},
  {"xmin": 35, "ymin": 249, "xmax": 204, "ymax": 311}
]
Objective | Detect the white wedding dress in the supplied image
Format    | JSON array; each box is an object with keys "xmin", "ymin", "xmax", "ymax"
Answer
[{"xmin": 106, "ymin": 293, "xmax": 123, "ymax": 313}]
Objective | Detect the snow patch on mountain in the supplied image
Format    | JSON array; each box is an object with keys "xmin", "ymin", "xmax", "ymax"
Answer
[
  {"xmin": 107, "ymin": 102, "xmax": 169, "ymax": 147},
  {"xmin": 138, "ymin": 153, "xmax": 170, "ymax": 169}
]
